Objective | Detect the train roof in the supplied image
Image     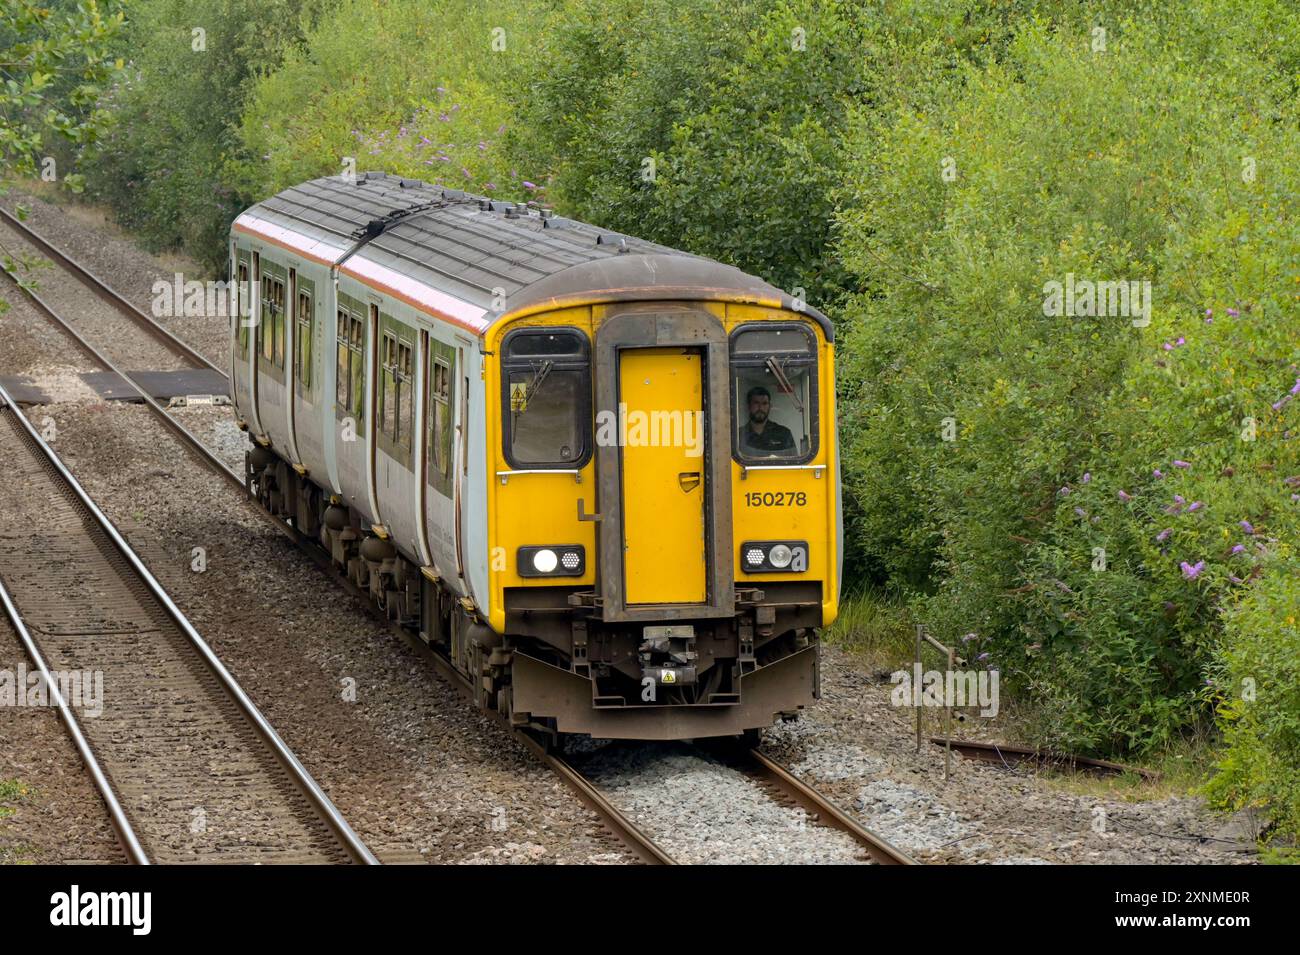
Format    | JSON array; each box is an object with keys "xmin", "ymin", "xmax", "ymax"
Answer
[{"xmin": 232, "ymin": 172, "xmax": 832, "ymax": 341}]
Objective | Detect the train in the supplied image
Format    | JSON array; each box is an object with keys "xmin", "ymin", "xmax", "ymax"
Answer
[{"xmin": 230, "ymin": 172, "xmax": 840, "ymax": 743}]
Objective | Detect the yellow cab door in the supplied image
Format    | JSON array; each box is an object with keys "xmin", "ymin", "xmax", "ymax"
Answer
[{"xmin": 619, "ymin": 348, "xmax": 707, "ymax": 604}]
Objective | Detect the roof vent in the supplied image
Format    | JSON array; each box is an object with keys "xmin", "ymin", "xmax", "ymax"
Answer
[
  {"xmin": 442, "ymin": 189, "xmax": 466, "ymax": 200},
  {"xmin": 542, "ymin": 216, "xmax": 574, "ymax": 230}
]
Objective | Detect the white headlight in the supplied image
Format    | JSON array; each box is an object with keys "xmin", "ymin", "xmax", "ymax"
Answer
[
  {"xmin": 768, "ymin": 544, "xmax": 793, "ymax": 569},
  {"xmin": 532, "ymin": 548, "xmax": 559, "ymax": 573}
]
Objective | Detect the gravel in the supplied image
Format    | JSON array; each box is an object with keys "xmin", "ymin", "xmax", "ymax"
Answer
[
  {"xmin": 760, "ymin": 646, "xmax": 1256, "ymax": 864},
  {"xmin": 574, "ymin": 743, "xmax": 872, "ymax": 864},
  {"xmin": 0, "ymin": 618, "xmax": 124, "ymax": 864}
]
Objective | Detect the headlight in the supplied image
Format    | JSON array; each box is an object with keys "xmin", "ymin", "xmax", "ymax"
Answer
[
  {"xmin": 517, "ymin": 545, "xmax": 585, "ymax": 577},
  {"xmin": 740, "ymin": 540, "xmax": 808, "ymax": 573}
]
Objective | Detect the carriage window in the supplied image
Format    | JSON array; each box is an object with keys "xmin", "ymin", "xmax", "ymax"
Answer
[
  {"xmin": 381, "ymin": 332, "xmax": 399, "ymax": 441},
  {"xmin": 295, "ymin": 290, "xmax": 312, "ymax": 388},
  {"xmin": 501, "ymin": 329, "xmax": 590, "ymax": 468},
  {"xmin": 236, "ymin": 263, "xmax": 250, "ymax": 358},
  {"xmin": 336, "ymin": 309, "xmax": 364, "ymax": 413},
  {"xmin": 730, "ymin": 324, "xmax": 818, "ymax": 463},
  {"xmin": 379, "ymin": 331, "xmax": 413, "ymax": 450},
  {"xmin": 430, "ymin": 357, "xmax": 452, "ymax": 477},
  {"xmin": 260, "ymin": 275, "xmax": 286, "ymax": 368}
]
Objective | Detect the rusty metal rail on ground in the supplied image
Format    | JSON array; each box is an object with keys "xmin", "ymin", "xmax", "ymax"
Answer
[{"xmin": 929, "ymin": 737, "xmax": 1160, "ymax": 781}]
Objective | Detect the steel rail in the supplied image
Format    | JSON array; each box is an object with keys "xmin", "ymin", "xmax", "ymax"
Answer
[
  {"xmin": 0, "ymin": 206, "xmax": 221, "ymax": 372},
  {"xmin": 0, "ymin": 564, "xmax": 150, "ymax": 865},
  {"xmin": 744, "ymin": 749, "xmax": 917, "ymax": 865},
  {"xmin": 0, "ymin": 375, "xmax": 377, "ymax": 865}
]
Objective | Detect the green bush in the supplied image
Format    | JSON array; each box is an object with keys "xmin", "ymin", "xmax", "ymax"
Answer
[
  {"xmin": 836, "ymin": 3, "xmax": 1300, "ymax": 797},
  {"xmin": 234, "ymin": 0, "xmax": 538, "ymax": 208},
  {"xmin": 84, "ymin": 0, "xmax": 327, "ymax": 272}
]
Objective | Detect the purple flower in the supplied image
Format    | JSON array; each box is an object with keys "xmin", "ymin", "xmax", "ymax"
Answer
[
  {"xmin": 1180, "ymin": 560, "xmax": 1205, "ymax": 579},
  {"xmin": 1153, "ymin": 468, "xmax": 1164, "ymax": 479},
  {"xmin": 1229, "ymin": 575, "xmax": 1245, "ymax": 584},
  {"xmin": 1173, "ymin": 460, "xmax": 1191, "ymax": 469},
  {"xmin": 1162, "ymin": 342, "xmax": 1174, "ymax": 351},
  {"xmin": 1187, "ymin": 501, "xmax": 1203, "ymax": 512},
  {"xmin": 1156, "ymin": 528, "xmax": 1172, "ymax": 542},
  {"xmin": 1226, "ymin": 308, "xmax": 1238, "ymax": 317},
  {"xmin": 1176, "ymin": 337, "xmax": 1186, "ymax": 346},
  {"xmin": 1074, "ymin": 507, "xmax": 1087, "ymax": 518},
  {"xmin": 1240, "ymin": 520, "xmax": 1254, "ymax": 534},
  {"xmin": 1081, "ymin": 472, "xmax": 1091, "ymax": 483},
  {"xmin": 1205, "ymin": 308, "xmax": 1213, "ymax": 317},
  {"xmin": 1231, "ymin": 544, "xmax": 1245, "ymax": 554},
  {"xmin": 976, "ymin": 652, "xmax": 990, "ymax": 662},
  {"xmin": 1118, "ymin": 490, "xmax": 1132, "ymax": 501},
  {"xmin": 523, "ymin": 181, "xmax": 538, "ymax": 190},
  {"xmin": 1174, "ymin": 494, "xmax": 1185, "ymax": 505},
  {"xmin": 1058, "ymin": 486, "xmax": 1071, "ymax": 496},
  {"xmin": 961, "ymin": 633, "xmax": 977, "ymax": 643},
  {"xmin": 1291, "ymin": 378, "xmax": 1300, "ymax": 396}
]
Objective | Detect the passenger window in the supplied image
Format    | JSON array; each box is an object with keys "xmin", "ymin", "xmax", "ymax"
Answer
[
  {"xmin": 730, "ymin": 324, "xmax": 818, "ymax": 463},
  {"xmin": 350, "ymin": 316, "xmax": 364, "ymax": 415},
  {"xmin": 501, "ymin": 329, "xmax": 590, "ymax": 468},
  {"xmin": 260, "ymin": 275, "xmax": 286, "ymax": 368},
  {"xmin": 336, "ymin": 309, "xmax": 351, "ymax": 409},
  {"xmin": 430, "ymin": 357, "xmax": 451, "ymax": 476},
  {"xmin": 381, "ymin": 331, "xmax": 398, "ymax": 441},
  {"xmin": 236, "ymin": 263, "xmax": 249, "ymax": 358},
  {"xmin": 295, "ymin": 291, "xmax": 312, "ymax": 388},
  {"xmin": 398, "ymin": 341, "xmax": 413, "ymax": 448},
  {"xmin": 336, "ymin": 310, "xmax": 365, "ymax": 415}
]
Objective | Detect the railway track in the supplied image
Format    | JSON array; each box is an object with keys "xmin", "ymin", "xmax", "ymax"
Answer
[
  {"xmin": 0, "ymin": 379, "xmax": 376, "ymax": 864},
  {"xmin": 0, "ymin": 210, "xmax": 915, "ymax": 866}
]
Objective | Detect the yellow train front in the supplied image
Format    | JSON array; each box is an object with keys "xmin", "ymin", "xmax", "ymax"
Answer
[{"xmin": 231, "ymin": 173, "xmax": 840, "ymax": 743}]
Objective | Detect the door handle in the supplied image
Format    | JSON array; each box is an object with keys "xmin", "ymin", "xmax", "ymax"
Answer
[{"xmin": 678, "ymin": 472, "xmax": 701, "ymax": 492}]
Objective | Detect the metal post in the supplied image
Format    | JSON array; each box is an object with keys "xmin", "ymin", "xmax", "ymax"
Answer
[
  {"xmin": 945, "ymin": 646, "xmax": 955, "ymax": 782},
  {"xmin": 914, "ymin": 624, "xmax": 923, "ymax": 753}
]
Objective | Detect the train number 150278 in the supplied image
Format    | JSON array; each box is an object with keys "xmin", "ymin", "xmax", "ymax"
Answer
[{"xmin": 744, "ymin": 491, "xmax": 807, "ymax": 507}]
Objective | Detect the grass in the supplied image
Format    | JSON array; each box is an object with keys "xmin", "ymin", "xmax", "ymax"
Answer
[
  {"xmin": 824, "ymin": 587, "xmax": 916, "ymax": 673},
  {"xmin": 0, "ymin": 778, "xmax": 29, "ymax": 820},
  {"xmin": 0, "ymin": 779, "xmax": 36, "ymax": 865}
]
